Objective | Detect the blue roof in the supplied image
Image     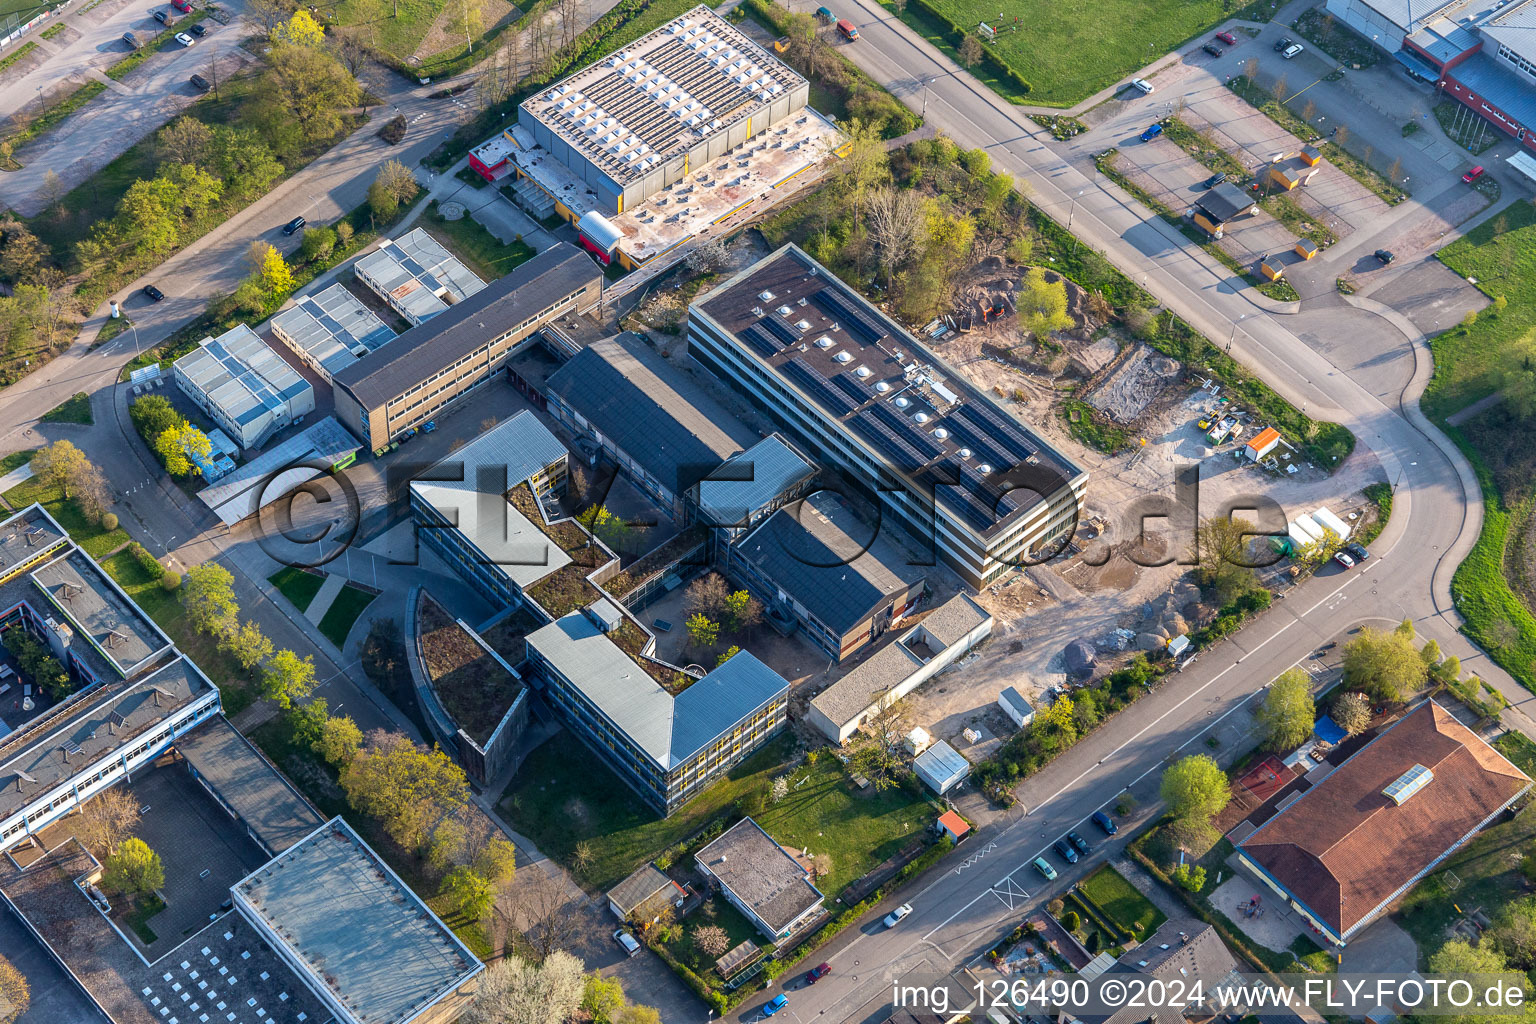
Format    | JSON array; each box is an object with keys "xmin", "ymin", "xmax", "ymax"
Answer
[
  {"xmin": 696, "ymin": 434, "xmax": 817, "ymax": 527},
  {"xmin": 423, "ymin": 410, "xmax": 568, "ymax": 494},
  {"xmin": 1314, "ymin": 714, "xmax": 1347, "ymax": 744},
  {"xmin": 672, "ymin": 652, "xmax": 791, "ymax": 762},
  {"xmin": 1449, "ymin": 52, "xmax": 1536, "ymax": 127}
]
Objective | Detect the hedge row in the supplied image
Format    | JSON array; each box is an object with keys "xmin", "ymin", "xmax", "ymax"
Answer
[
  {"xmin": 127, "ymin": 542, "xmax": 166, "ymax": 581},
  {"xmin": 903, "ymin": 0, "xmax": 1032, "ymax": 96}
]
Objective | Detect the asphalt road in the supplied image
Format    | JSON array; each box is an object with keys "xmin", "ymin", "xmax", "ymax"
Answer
[{"xmin": 718, "ymin": 2, "xmax": 1536, "ymax": 1020}]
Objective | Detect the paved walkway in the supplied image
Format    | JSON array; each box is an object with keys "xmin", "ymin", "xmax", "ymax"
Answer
[
  {"xmin": 0, "ymin": 463, "xmax": 33, "ymax": 493},
  {"xmin": 304, "ymin": 573, "xmax": 347, "ymax": 626}
]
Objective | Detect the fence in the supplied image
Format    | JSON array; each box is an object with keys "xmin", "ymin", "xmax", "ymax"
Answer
[{"xmin": 0, "ymin": 3, "xmax": 65, "ymax": 55}]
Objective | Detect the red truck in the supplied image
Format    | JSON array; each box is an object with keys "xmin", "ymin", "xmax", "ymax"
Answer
[{"xmin": 836, "ymin": 18, "xmax": 858, "ymax": 40}]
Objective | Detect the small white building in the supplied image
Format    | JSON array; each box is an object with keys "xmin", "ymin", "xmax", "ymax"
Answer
[
  {"xmin": 354, "ymin": 228, "xmax": 486, "ymax": 326},
  {"xmin": 172, "ymin": 324, "xmax": 315, "ymax": 450},
  {"xmin": 997, "ymin": 686, "xmax": 1035, "ymax": 729},
  {"xmin": 914, "ymin": 740, "xmax": 970, "ymax": 796}
]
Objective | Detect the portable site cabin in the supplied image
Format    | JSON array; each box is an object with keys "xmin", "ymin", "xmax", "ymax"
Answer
[
  {"xmin": 1245, "ymin": 427, "xmax": 1282, "ymax": 461},
  {"xmin": 1311, "ymin": 507, "xmax": 1352, "ymax": 541},
  {"xmin": 1287, "ymin": 515, "xmax": 1323, "ymax": 551},
  {"xmin": 1294, "ymin": 238, "xmax": 1319, "ymax": 260},
  {"xmin": 1260, "ymin": 257, "xmax": 1287, "ymax": 282}
]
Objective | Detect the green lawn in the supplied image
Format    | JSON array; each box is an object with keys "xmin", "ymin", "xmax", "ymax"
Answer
[
  {"xmin": 421, "ymin": 204, "xmax": 535, "ymax": 282},
  {"xmin": 0, "ymin": 450, "xmax": 31, "ymax": 476},
  {"xmin": 1078, "ymin": 864, "xmax": 1166, "ymax": 942},
  {"xmin": 1494, "ymin": 731, "xmax": 1536, "ymax": 778},
  {"xmin": 658, "ymin": 895, "xmax": 765, "ymax": 973},
  {"xmin": 268, "ymin": 566, "xmax": 324, "ymax": 613},
  {"xmin": 1395, "ymin": 803, "xmax": 1536, "ymax": 962},
  {"xmin": 901, "ymin": 0, "xmax": 1274, "ymax": 106},
  {"xmin": 1288, "ymin": 934, "xmax": 1337, "ymax": 972},
  {"xmin": 40, "ymin": 392, "xmax": 93, "ymax": 425},
  {"xmin": 3, "ymin": 473, "xmax": 129, "ymax": 559},
  {"xmin": 318, "ymin": 583, "xmax": 378, "ymax": 648}
]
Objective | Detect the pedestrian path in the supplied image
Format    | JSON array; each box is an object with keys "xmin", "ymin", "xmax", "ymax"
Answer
[
  {"xmin": 0, "ymin": 463, "xmax": 33, "ymax": 494},
  {"xmin": 304, "ymin": 573, "xmax": 347, "ymax": 626}
]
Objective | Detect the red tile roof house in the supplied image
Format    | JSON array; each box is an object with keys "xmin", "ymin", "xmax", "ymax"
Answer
[{"xmin": 1236, "ymin": 701, "xmax": 1530, "ymax": 946}]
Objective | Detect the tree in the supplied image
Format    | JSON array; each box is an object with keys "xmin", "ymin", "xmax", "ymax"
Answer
[
  {"xmin": 4, "ymin": 629, "xmax": 69, "ymax": 699},
  {"xmin": 1018, "ymin": 266, "xmax": 1072, "ymax": 341},
  {"xmin": 1031, "ymin": 693, "xmax": 1079, "ymax": 754},
  {"xmin": 576, "ymin": 504, "xmax": 632, "ymax": 549},
  {"xmin": 1160, "ymin": 754, "xmax": 1229, "ymax": 822},
  {"xmin": 156, "ymin": 421, "xmax": 213, "ymax": 477},
  {"xmin": 1171, "ymin": 863, "xmax": 1207, "ymax": 892},
  {"xmin": 32, "ymin": 439, "xmax": 88, "ymax": 499},
  {"xmin": 273, "ymin": 9, "xmax": 326, "ymax": 46},
  {"xmin": 299, "ymin": 226, "xmax": 337, "ymax": 262},
  {"xmin": 221, "ymin": 620, "xmax": 273, "ymax": 670},
  {"xmin": 0, "ymin": 222, "xmax": 45, "ymax": 284},
  {"xmin": 250, "ymin": 243, "xmax": 294, "ymax": 297},
  {"xmin": 845, "ymin": 691, "xmax": 909, "ymax": 790},
  {"xmin": 38, "ymin": 169, "xmax": 67, "ymax": 214},
  {"xmin": 101, "ymin": 837, "xmax": 164, "ymax": 896},
  {"xmin": 691, "ymin": 923, "xmax": 729, "ymax": 957},
  {"xmin": 181, "ymin": 564, "xmax": 238, "ymax": 638},
  {"xmin": 1243, "ymin": 57, "xmax": 1258, "ymax": 83},
  {"xmin": 262, "ymin": 649, "xmax": 317, "ymax": 709},
  {"xmin": 1491, "ymin": 897, "xmax": 1536, "ymax": 972},
  {"xmin": 1426, "ymin": 939, "xmax": 1530, "ymax": 1024},
  {"xmin": 246, "ymin": 0, "xmax": 291, "ymax": 35},
  {"xmin": 130, "ymin": 394, "xmax": 182, "ymax": 442},
  {"xmin": 158, "ymin": 117, "xmax": 214, "ymax": 167},
  {"xmin": 723, "ymin": 589, "xmax": 762, "ymax": 634},
  {"xmin": 1271, "ymin": 73, "xmax": 1288, "ymax": 103},
  {"xmin": 251, "ymin": 43, "xmax": 360, "ymax": 154},
  {"xmin": 684, "ymin": 573, "xmax": 729, "ymax": 618},
  {"xmin": 74, "ymin": 785, "xmax": 141, "ymax": 855},
  {"xmin": 1500, "ymin": 332, "xmax": 1536, "ymax": 417},
  {"xmin": 1387, "ymin": 156, "xmax": 1403, "ymax": 185},
  {"xmin": 1331, "ymin": 691, "xmax": 1372, "ymax": 735},
  {"xmin": 369, "ymin": 160, "xmax": 420, "ymax": 220},
  {"xmin": 341, "ymin": 730, "xmax": 470, "ymax": 852},
  {"xmin": 513, "ymin": 862, "xmax": 582, "ymax": 960},
  {"xmin": 0, "ymin": 955, "xmax": 29, "ymax": 1024},
  {"xmin": 617, "ymin": 1006, "xmax": 664, "ymax": 1024},
  {"xmin": 959, "ymin": 33, "xmax": 983, "ymax": 67},
  {"xmin": 1257, "ymin": 668, "xmax": 1314, "ymax": 751},
  {"xmin": 335, "ymin": 220, "xmax": 355, "ymax": 249},
  {"xmin": 1192, "ymin": 515, "xmax": 1265, "ymax": 602},
  {"xmin": 441, "ymin": 865, "xmax": 496, "ymax": 921},
  {"xmin": 446, "ymin": 0, "xmax": 484, "ymax": 52},
  {"xmin": 314, "ymin": 714, "xmax": 363, "ymax": 767},
  {"xmin": 836, "ymin": 117, "xmax": 889, "ymax": 236},
  {"xmin": 867, "ymin": 186, "xmax": 928, "ymax": 291},
  {"xmin": 583, "ymin": 975, "xmax": 626, "ymax": 1024},
  {"xmin": 715, "ymin": 645, "xmax": 741, "ymax": 667},
  {"xmin": 685, "ymin": 613, "xmax": 719, "ymax": 648},
  {"xmin": 473, "ymin": 837, "xmax": 517, "ymax": 887},
  {"xmin": 1342, "ymin": 626, "xmax": 1426, "ymax": 702},
  {"xmin": 463, "ymin": 952, "xmax": 585, "ymax": 1024}
]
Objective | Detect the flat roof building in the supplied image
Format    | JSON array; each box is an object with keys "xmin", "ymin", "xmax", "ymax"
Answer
[
  {"xmin": 1237, "ymin": 700, "xmax": 1530, "ymax": 945},
  {"xmin": 232, "ymin": 817, "xmax": 484, "ymax": 1024},
  {"xmin": 695, "ymin": 817, "xmax": 825, "ymax": 943},
  {"xmin": 177, "ymin": 714, "xmax": 326, "ymax": 856},
  {"xmin": 355, "ymin": 228, "xmax": 486, "ymax": 327},
  {"xmin": 914, "ymin": 739, "xmax": 970, "ymax": 795},
  {"xmin": 332, "ymin": 245, "xmax": 602, "ymax": 452},
  {"xmin": 694, "ymin": 432, "xmax": 818, "ymax": 535},
  {"xmin": 271, "ymin": 283, "xmax": 396, "ymax": 382},
  {"xmin": 607, "ymin": 862, "xmax": 685, "ymax": 922},
  {"xmin": 545, "ymin": 331, "xmax": 758, "ymax": 517},
  {"xmin": 525, "ymin": 608, "xmax": 789, "ymax": 814},
  {"xmin": 729, "ymin": 491, "xmax": 927, "ymax": 662},
  {"xmin": 689, "ymin": 246, "xmax": 1088, "ymax": 588},
  {"xmin": 196, "ymin": 416, "xmax": 363, "ymax": 527},
  {"xmin": 173, "ymin": 324, "xmax": 315, "ymax": 450},
  {"xmin": 515, "ymin": 6, "xmax": 810, "ymax": 216}
]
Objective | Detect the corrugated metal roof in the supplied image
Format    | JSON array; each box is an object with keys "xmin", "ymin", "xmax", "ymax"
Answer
[
  {"xmin": 696, "ymin": 433, "xmax": 817, "ymax": 527},
  {"xmin": 419, "ymin": 410, "xmax": 568, "ymax": 493},
  {"xmin": 914, "ymin": 740, "xmax": 969, "ymax": 783}
]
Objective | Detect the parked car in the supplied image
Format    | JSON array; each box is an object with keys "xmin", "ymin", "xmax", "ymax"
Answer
[
  {"xmin": 1068, "ymin": 831, "xmax": 1091, "ymax": 856},
  {"xmin": 883, "ymin": 903, "xmax": 913, "ymax": 928},
  {"xmin": 1374, "ymin": 248, "xmax": 1396, "ymax": 264},
  {"xmin": 1463, "ymin": 165, "xmax": 1486, "ymax": 182},
  {"xmin": 1273, "ymin": 36, "xmax": 1294, "ymax": 51},
  {"xmin": 1053, "ymin": 838, "xmax": 1080, "ymax": 864},
  {"xmin": 142, "ymin": 284, "xmax": 165, "ymax": 302},
  {"xmin": 154, "ymin": 8, "xmax": 173, "ymax": 25},
  {"xmin": 190, "ymin": 73, "xmax": 211, "ymax": 90},
  {"xmin": 1092, "ymin": 810, "xmax": 1119, "ymax": 836},
  {"xmin": 174, "ymin": 31, "xmax": 194, "ymax": 46},
  {"xmin": 122, "ymin": 30, "xmax": 141, "ymax": 48},
  {"xmin": 814, "ymin": 5, "xmax": 833, "ymax": 20},
  {"xmin": 282, "ymin": 215, "xmax": 307, "ymax": 235},
  {"xmin": 189, "ymin": 21, "xmax": 207, "ymax": 35},
  {"xmin": 806, "ymin": 963, "xmax": 831, "ymax": 985},
  {"xmin": 1140, "ymin": 123, "xmax": 1164, "ymax": 141},
  {"xmin": 1204, "ymin": 171, "xmax": 1227, "ymax": 188},
  {"xmin": 612, "ymin": 929, "xmax": 641, "ymax": 957},
  {"xmin": 1131, "ymin": 77, "xmax": 1154, "ymax": 94},
  {"xmin": 1345, "ymin": 541, "xmax": 1370, "ymax": 562},
  {"xmin": 1282, "ymin": 43, "xmax": 1304, "ymax": 58},
  {"xmin": 1203, "ymin": 42, "xmax": 1224, "ymax": 56},
  {"xmin": 171, "ymin": 0, "xmax": 191, "ymax": 10},
  {"xmin": 1033, "ymin": 857, "xmax": 1058, "ymax": 880},
  {"xmin": 1216, "ymin": 30, "xmax": 1237, "ymax": 44},
  {"xmin": 764, "ymin": 995, "xmax": 790, "ymax": 1018},
  {"xmin": 1334, "ymin": 551, "xmax": 1357, "ymax": 569}
]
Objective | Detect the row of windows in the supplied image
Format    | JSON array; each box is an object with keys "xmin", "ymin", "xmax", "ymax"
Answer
[{"xmin": 1499, "ymin": 43, "xmax": 1536, "ymax": 81}]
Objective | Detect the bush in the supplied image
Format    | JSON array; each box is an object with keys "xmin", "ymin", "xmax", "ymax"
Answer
[
  {"xmin": 128, "ymin": 541, "xmax": 166, "ymax": 581},
  {"xmin": 101, "ymin": 512, "xmax": 118, "ymax": 531},
  {"xmin": 1061, "ymin": 910, "xmax": 1081, "ymax": 931},
  {"xmin": 378, "ymin": 115, "xmax": 407, "ymax": 145},
  {"xmin": 160, "ymin": 570, "xmax": 182, "ymax": 592}
]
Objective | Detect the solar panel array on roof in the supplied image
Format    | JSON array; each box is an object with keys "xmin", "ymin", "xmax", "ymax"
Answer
[
  {"xmin": 832, "ymin": 373, "xmax": 870, "ymax": 407},
  {"xmin": 741, "ymin": 322, "xmax": 789, "ymax": 358},
  {"xmin": 812, "ymin": 287, "xmax": 884, "ymax": 344},
  {"xmin": 939, "ymin": 414, "xmax": 1009, "ymax": 469},
  {"xmin": 953, "ymin": 401, "xmax": 1035, "ymax": 461},
  {"xmin": 760, "ymin": 316, "xmax": 799, "ymax": 345},
  {"xmin": 869, "ymin": 401, "xmax": 944, "ymax": 460},
  {"xmin": 783, "ymin": 357, "xmax": 857, "ymax": 416},
  {"xmin": 851, "ymin": 409, "xmax": 927, "ymax": 471}
]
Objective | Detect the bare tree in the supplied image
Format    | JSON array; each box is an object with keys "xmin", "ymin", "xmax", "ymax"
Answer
[
  {"xmin": 246, "ymin": 0, "xmax": 290, "ymax": 36},
  {"xmin": 74, "ymin": 787, "xmax": 141, "ymax": 854},
  {"xmin": 959, "ymin": 33, "xmax": 983, "ymax": 68},
  {"xmin": 507, "ymin": 866, "xmax": 583, "ymax": 960},
  {"xmin": 1271, "ymin": 73, "xmax": 1288, "ymax": 104},
  {"xmin": 684, "ymin": 237, "xmax": 729, "ymax": 272},
  {"xmin": 1243, "ymin": 56, "xmax": 1259, "ymax": 83},
  {"xmin": 330, "ymin": 34, "xmax": 369, "ymax": 77},
  {"xmin": 867, "ymin": 186, "xmax": 928, "ymax": 291},
  {"xmin": 1387, "ymin": 156, "xmax": 1403, "ymax": 184},
  {"xmin": 557, "ymin": 0, "xmax": 581, "ymax": 49}
]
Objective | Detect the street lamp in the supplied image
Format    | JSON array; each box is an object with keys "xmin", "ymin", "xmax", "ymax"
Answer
[
  {"xmin": 1068, "ymin": 189, "xmax": 1085, "ymax": 252},
  {"xmin": 1227, "ymin": 313, "xmax": 1247, "ymax": 352}
]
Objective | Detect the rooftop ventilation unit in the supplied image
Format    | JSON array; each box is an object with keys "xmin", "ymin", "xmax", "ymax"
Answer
[
  {"xmin": 834, "ymin": 352, "xmax": 853, "ymax": 363},
  {"xmin": 777, "ymin": 305, "xmax": 793, "ymax": 316},
  {"xmin": 874, "ymin": 381, "xmax": 891, "ymax": 393},
  {"xmin": 758, "ymin": 290, "xmax": 775, "ymax": 302}
]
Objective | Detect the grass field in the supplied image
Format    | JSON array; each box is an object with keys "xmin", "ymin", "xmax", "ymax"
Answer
[
  {"xmin": 40, "ymin": 392, "xmax": 93, "ymax": 425},
  {"xmin": 3, "ymin": 473, "xmax": 129, "ymax": 559},
  {"xmin": 318, "ymin": 583, "xmax": 378, "ymax": 648},
  {"xmin": 268, "ymin": 566, "xmax": 324, "ymax": 613},
  {"xmin": 421, "ymin": 203, "xmax": 535, "ymax": 282},
  {"xmin": 1078, "ymin": 864, "xmax": 1166, "ymax": 942},
  {"xmin": 902, "ymin": 0, "xmax": 1275, "ymax": 106}
]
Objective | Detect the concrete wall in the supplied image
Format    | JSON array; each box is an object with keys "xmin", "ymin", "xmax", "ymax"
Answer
[{"xmin": 1324, "ymin": 0, "xmax": 1409, "ymax": 47}]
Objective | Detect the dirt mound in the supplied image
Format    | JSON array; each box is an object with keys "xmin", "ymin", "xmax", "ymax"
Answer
[
  {"xmin": 1084, "ymin": 343, "xmax": 1183, "ymax": 424},
  {"xmin": 954, "ymin": 256, "xmax": 1107, "ymax": 341}
]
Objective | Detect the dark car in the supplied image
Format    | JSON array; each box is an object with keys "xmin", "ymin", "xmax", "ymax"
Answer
[
  {"xmin": 142, "ymin": 284, "xmax": 165, "ymax": 302},
  {"xmin": 806, "ymin": 963, "xmax": 831, "ymax": 985},
  {"xmin": 154, "ymin": 8, "xmax": 173, "ymax": 25},
  {"xmin": 282, "ymin": 215, "xmax": 307, "ymax": 235},
  {"xmin": 1203, "ymin": 42, "xmax": 1224, "ymax": 56},
  {"xmin": 1344, "ymin": 541, "xmax": 1370, "ymax": 562},
  {"xmin": 1053, "ymin": 838, "xmax": 1080, "ymax": 864},
  {"xmin": 1374, "ymin": 248, "xmax": 1396, "ymax": 264},
  {"xmin": 1273, "ymin": 35, "xmax": 1293, "ymax": 51},
  {"xmin": 1092, "ymin": 810, "xmax": 1119, "ymax": 836},
  {"xmin": 1216, "ymin": 30, "xmax": 1237, "ymax": 44},
  {"xmin": 190, "ymin": 21, "xmax": 207, "ymax": 35},
  {"xmin": 1068, "ymin": 831, "xmax": 1091, "ymax": 856},
  {"xmin": 1204, "ymin": 171, "xmax": 1227, "ymax": 188},
  {"xmin": 122, "ymin": 30, "xmax": 141, "ymax": 48},
  {"xmin": 190, "ymin": 73, "xmax": 210, "ymax": 90},
  {"xmin": 1140, "ymin": 123, "xmax": 1164, "ymax": 141}
]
